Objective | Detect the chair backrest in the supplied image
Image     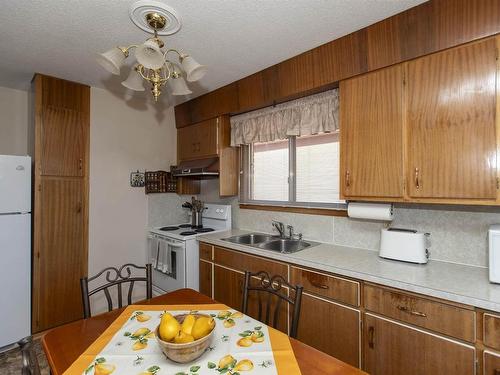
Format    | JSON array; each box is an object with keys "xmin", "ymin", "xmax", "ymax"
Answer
[
  {"xmin": 242, "ymin": 270, "xmax": 303, "ymax": 338},
  {"xmin": 80, "ymin": 263, "xmax": 152, "ymax": 318}
]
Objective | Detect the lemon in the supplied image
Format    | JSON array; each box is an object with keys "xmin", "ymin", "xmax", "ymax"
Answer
[
  {"xmin": 218, "ymin": 354, "xmax": 235, "ymax": 369},
  {"xmin": 159, "ymin": 316, "xmax": 180, "ymax": 342},
  {"xmin": 174, "ymin": 330, "xmax": 195, "ymax": 343},
  {"xmin": 94, "ymin": 363, "xmax": 116, "ymax": 375},
  {"xmin": 223, "ymin": 319, "xmax": 235, "ymax": 328},
  {"xmin": 136, "ymin": 313, "xmax": 151, "ymax": 322},
  {"xmin": 132, "ymin": 328, "xmax": 150, "ymax": 337},
  {"xmin": 191, "ymin": 316, "xmax": 215, "ymax": 339},
  {"xmin": 230, "ymin": 311, "xmax": 243, "ymax": 319},
  {"xmin": 132, "ymin": 340, "xmax": 148, "ymax": 351},
  {"xmin": 217, "ymin": 310, "xmax": 231, "ymax": 319},
  {"xmin": 251, "ymin": 332, "xmax": 264, "ymax": 343},
  {"xmin": 181, "ymin": 314, "xmax": 196, "ymax": 335},
  {"xmin": 237, "ymin": 337, "xmax": 253, "ymax": 347},
  {"xmin": 234, "ymin": 359, "xmax": 254, "ymax": 372}
]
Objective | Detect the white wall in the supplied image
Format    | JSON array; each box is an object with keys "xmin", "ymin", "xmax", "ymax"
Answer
[
  {"xmin": 89, "ymin": 87, "xmax": 177, "ymax": 313},
  {"xmin": 0, "ymin": 86, "xmax": 28, "ymax": 156}
]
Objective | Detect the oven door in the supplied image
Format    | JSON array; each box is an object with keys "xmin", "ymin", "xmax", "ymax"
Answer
[{"xmin": 152, "ymin": 236, "xmax": 185, "ymax": 294}]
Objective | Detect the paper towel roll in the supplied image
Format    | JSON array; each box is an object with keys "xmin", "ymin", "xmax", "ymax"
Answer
[{"xmin": 347, "ymin": 202, "xmax": 394, "ymax": 221}]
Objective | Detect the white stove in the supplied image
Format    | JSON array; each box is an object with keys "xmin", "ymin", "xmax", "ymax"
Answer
[{"xmin": 148, "ymin": 203, "xmax": 231, "ymax": 296}]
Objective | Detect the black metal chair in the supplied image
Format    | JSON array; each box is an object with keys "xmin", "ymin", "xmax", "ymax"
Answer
[
  {"xmin": 242, "ymin": 270, "xmax": 303, "ymax": 338},
  {"xmin": 18, "ymin": 336, "xmax": 41, "ymax": 375},
  {"xmin": 80, "ymin": 263, "xmax": 152, "ymax": 318}
]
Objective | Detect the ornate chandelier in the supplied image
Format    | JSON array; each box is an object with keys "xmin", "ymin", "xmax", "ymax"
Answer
[{"xmin": 97, "ymin": 8, "xmax": 206, "ymax": 102}]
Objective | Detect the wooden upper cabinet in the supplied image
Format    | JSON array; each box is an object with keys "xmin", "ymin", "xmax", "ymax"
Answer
[
  {"xmin": 174, "ymin": 101, "xmax": 192, "ymax": 128},
  {"xmin": 189, "ymin": 83, "xmax": 239, "ymax": 124},
  {"xmin": 276, "ymin": 51, "xmax": 315, "ymax": 101},
  {"xmin": 237, "ymin": 67, "xmax": 277, "ymax": 113},
  {"xmin": 41, "ymin": 107, "xmax": 87, "ymax": 177},
  {"xmin": 340, "ymin": 64, "xmax": 404, "ymax": 199},
  {"xmin": 314, "ymin": 30, "xmax": 368, "ymax": 87},
  {"xmin": 406, "ymin": 37, "xmax": 498, "ymax": 200},
  {"xmin": 177, "ymin": 118, "xmax": 219, "ymax": 162}
]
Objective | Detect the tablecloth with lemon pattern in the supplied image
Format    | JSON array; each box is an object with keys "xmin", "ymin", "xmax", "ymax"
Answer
[{"xmin": 63, "ymin": 304, "xmax": 301, "ymax": 375}]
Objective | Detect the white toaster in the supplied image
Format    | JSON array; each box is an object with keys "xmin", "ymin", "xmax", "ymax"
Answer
[{"xmin": 379, "ymin": 228, "xmax": 430, "ymax": 264}]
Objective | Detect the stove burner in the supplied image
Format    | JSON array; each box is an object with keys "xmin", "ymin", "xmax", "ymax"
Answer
[
  {"xmin": 195, "ymin": 228, "xmax": 214, "ymax": 233},
  {"xmin": 179, "ymin": 224, "xmax": 192, "ymax": 228},
  {"xmin": 159, "ymin": 226, "xmax": 179, "ymax": 231},
  {"xmin": 179, "ymin": 231, "xmax": 197, "ymax": 236}
]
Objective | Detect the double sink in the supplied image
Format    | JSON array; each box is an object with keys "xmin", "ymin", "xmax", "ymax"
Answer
[{"xmin": 222, "ymin": 232, "xmax": 318, "ymax": 253}]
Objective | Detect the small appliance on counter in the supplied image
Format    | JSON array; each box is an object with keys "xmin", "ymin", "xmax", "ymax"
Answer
[
  {"xmin": 379, "ymin": 227, "xmax": 430, "ymax": 264},
  {"xmin": 488, "ymin": 225, "xmax": 500, "ymax": 283}
]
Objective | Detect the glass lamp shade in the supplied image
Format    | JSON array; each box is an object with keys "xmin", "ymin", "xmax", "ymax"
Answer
[
  {"xmin": 169, "ymin": 75, "xmax": 192, "ymax": 96},
  {"xmin": 121, "ymin": 66, "xmax": 145, "ymax": 91},
  {"xmin": 181, "ymin": 56, "xmax": 207, "ymax": 82},
  {"xmin": 135, "ymin": 39, "xmax": 164, "ymax": 69},
  {"xmin": 97, "ymin": 48, "xmax": 126, "ymax": 75}
]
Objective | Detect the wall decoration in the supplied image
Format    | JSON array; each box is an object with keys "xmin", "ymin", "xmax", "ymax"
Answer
[{"xmin": 130, "ymin": 170, "xmax": 145, "ymax": 187}]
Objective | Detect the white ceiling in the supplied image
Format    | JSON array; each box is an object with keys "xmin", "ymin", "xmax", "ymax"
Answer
[{"xmin": 0, "ymin": 0, "xmax": 426, "ymax": 106}]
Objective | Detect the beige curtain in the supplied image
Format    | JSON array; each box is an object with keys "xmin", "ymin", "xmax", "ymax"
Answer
[{"xmin": 230, "ymin": 89, "xmax": 339, "ymax": 146}]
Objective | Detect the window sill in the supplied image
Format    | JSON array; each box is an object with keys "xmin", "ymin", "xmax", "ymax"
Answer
[{"xmin": 239, "ymin": 203, "xmax": 348, "ymax": 217}]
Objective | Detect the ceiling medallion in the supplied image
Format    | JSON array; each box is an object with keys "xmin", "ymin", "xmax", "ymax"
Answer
[{"xmin": 97, "ymin": 1, "xmax": 206, "ymax": 102}]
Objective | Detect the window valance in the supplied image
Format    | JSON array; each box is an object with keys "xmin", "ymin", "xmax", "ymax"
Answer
[{"xmin": 230, "ymin": 89, "xmax": 339, "ymax": 146}]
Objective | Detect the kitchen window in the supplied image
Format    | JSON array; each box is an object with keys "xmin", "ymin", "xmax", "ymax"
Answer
[{"xmin": 240, "ymin": 132, "xmax": 345, "ymax": 209}]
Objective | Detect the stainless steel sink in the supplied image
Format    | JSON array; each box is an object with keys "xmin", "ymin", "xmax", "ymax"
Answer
[
  {"xmin": 222, "ymin": 232, "xmax": 317, "ymax": 253},
  {"xmin": 222, "ymin": 233, "xmax": 277, "ymax": 245},
  {"xmin": 257, "ymin": 238, "xmax": 312, "ymax": 253}
]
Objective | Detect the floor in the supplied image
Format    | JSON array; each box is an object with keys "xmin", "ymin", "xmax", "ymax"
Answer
[{"xmin": 0, "ymin": 339, "xmax": 50, "ymax": 374}]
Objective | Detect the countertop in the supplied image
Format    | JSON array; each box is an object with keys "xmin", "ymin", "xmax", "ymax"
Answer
[{"xmin": 198, "ymin": 229, "xmax": 500, "ymax": 312}]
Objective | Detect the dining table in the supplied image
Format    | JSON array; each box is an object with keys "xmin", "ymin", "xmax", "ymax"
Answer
[{"xmin": 42, "ymin": 288, "xmax": 366, "ymax": 375}]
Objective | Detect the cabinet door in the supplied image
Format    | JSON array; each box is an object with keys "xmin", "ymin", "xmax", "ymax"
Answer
[
  {"xmin": 406, "ymin": 38, "xmax": 497, "ymax": 199},
  {"xmin": 33, "ymin": 178, "xmax": 86, "ymax": 331},
  {"xmin": 213, "ymin": 265, "xmax": 287, "ymax": 333},
  {"xmin": 364, "ymin": 314, "xmax": 475, "ymax": 375},
  {"xmin": 41, "ymin": 107, "xmax": 87, "ymax": 177},
  {"xmin": 296, "ymin": 294, "xmax": 360, "ymax": 367},
  {"xmin": 340, "ymin": 64, "xmax": 404, "ymax": 198},
  {"xmin": 199, "ymin": 260, "xmax": 212, "ymax": 298},
  {"xmin": 177, "ymin": 119, "xmax": 219, "ymax": 162},
  {"xmin": 484, "ymin": 350, "xmax": 500, "ymax": 375}
]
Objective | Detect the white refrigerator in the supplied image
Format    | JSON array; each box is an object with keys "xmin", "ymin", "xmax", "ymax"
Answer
[{"xmin": 0, "ymin": 155, "xmax": 31, "ymax": 348}]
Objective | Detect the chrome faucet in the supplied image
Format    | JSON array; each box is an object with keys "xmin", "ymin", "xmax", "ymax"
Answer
[
  {"xmin": 287, "ymin": 225, "xmax": 303, "ymax": 241},
  {"xmin": 272, "ymin": 220, "xmax": 286, "ymax": 238}
]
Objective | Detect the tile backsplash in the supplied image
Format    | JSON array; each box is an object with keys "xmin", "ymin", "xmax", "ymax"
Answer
[{"xmin": 149, "ymin": 179, "xmax": 500, "ymax": 268}]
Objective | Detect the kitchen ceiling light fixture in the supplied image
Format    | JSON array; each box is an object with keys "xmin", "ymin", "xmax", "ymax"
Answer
[{"xmin": 97, "ymin": 4, "xmax": 206, "ymax": 102}]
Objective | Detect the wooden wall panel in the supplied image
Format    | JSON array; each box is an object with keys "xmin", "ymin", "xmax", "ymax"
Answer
[
  {"xmin": 366, "ymin": 16, "xmax": 402, "ymax": 70},
  {"xmin": 174, "ymin": 101, "xmax": 192, "ymax": 128},
  {"xmin": 190, "ymin": 83, "xmax": 239, "ymax": 124}
]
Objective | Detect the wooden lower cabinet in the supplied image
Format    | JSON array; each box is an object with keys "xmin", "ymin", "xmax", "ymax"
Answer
[
  {"xmin": 213, "ymin": 265, "xmax": 244, "ymax": 311},
  {"xmin": 33, "ymin": 177, "xmax": 86, "ymax": 331},
  {"xmin": 484, "ymin": 350, "xmax": 500, "ymax": 375},
  {"xmin": 199, "ymin": 260, "xmax": 212, "ymax": 298},
  {"xmin": 296, "ymin": 293, "xmax": 360, "ymax": 367},
  {"xmin": 363, "ymin": 314, "xmax": 476, "ymax": 375}
]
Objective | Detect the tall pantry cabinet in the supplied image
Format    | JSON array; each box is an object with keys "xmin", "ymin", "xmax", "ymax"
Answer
[{"xmin": 30, "ymin": 74, "xmax": 89, "ymax": 332}]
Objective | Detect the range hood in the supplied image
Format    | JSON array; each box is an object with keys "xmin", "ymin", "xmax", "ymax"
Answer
[{"xmin": 172, "ymin": 157, "xmax": 219, "ymax": 177}]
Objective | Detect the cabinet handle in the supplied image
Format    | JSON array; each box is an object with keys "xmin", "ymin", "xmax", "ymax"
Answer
[
  {"xmin": 76, "ymin": 202, "xmax": 82, "ymax": 214},
  {"xmin": 345, "ymin": 171, "xmax": 351, "ymax": 188},
  {"xmin": 78, "ymin": 158, "xmax": 83, "ymax": 170},
  {"xmin": 368, "ymin": 326, "xmax": 375, "ymax": 349},
  {"xmin": 396, "ymin": 305, "xmax": 427, "ymax": 318},
  {"xmin": 414, "ymin": 168, "xmax": 420, "ymax": 189},
  {"xmin": 494, "ymin": 369, "xmax": 500, "ymax": 375},
  {"xmin": 310, "ymin": 281, "xmax": 329, "ymax": 290}
]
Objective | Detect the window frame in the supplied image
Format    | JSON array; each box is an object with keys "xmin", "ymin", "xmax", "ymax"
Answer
[{"xmin": 239, "ymin": 133, "xmax": 347, "ymax": 210}]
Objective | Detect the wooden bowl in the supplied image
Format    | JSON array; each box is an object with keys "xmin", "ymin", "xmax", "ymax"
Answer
[{"xmin": 155, "ymin": 313, "xmax": 215, "ymax": 363}]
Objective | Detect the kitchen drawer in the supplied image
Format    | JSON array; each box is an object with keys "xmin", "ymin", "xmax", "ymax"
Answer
[
  {"xmin": 290, "ymin": 266, "xmax": 359, "ymax": 307},
  {"xmin": 199, "ymin": 242, "xmax": 213, "ymax": 261},
  {"xmin": 484, "ymin": 350, "xmax": 500, "ymax": 375},
  {"xmin": 213, "ymin": 246, "xmax": 288, "ymax": 276},
  {"xmin": 485, "ymin": 313, "xmax": 500, "ymax": 350},
  {"xmin": 364, "ymin": 284, "xmax": 475, "ymax": 342}
]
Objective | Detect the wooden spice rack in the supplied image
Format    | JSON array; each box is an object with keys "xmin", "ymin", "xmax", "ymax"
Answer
[{"xmin": 144, "ymin": 171, "xmax": 177, "ymax": 194}]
